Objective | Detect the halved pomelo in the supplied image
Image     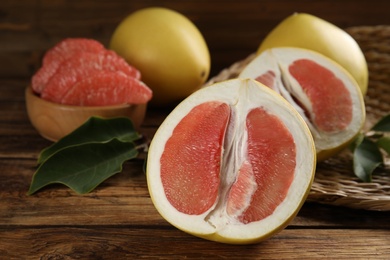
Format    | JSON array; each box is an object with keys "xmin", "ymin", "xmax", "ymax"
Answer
[
  {"xmin": 146, "ymin": 78, "xmax": 316, "ymax": 244},
  {"xmin": 239, "ymin": 47, "xmax": 366, "ymax": 161}
]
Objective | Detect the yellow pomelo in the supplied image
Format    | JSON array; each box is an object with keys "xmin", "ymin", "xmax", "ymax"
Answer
[
  {"xmin": 239, "ymin": 47, "xmax": 366, "ymax": 161},
  {"xmin": 147, "ymin": 78, "xmax": 316, "ymax": 244},
  {"xmin": 110, "ymin": 7, "xmax": 210, "ymax": 106},
  {"xmin": 257, "ymin": 13, "xmax": 368, "ymax": 95}
]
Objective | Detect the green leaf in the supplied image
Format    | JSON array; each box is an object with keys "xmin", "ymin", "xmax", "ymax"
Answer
[
  {"xmin": 349, "ymin": 132, "xmax": 365, "ymax": 152},
  {"xmin": 28, "ymin": 139, "xmax": 138, "ymax": 195},
  {"xmin": 377, "ymin": 136, "xmax": 390, "ymax": 155},
  {"xmin": 371, "ymin": 114, "xmax": 390, "ymax": 132},
  {"xmin": 38, "ymin": 117, "xmax": 140, "ymax": 164},
  {"xmin": 353, "ymin": 137, "xmax": 383, "ymax": 182}
]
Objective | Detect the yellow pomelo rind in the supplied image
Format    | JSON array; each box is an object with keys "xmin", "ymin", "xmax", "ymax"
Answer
[
  {"xmin": 110, "ymin": 7, "xmax": 210, "ymax": 106},
  {"xmin": 257, "ymin": 13, "xmax": 368, "ymax": 96},
  {"xmin": 316, "ymin": 130, "xmax": 362, "ymax": 162},
  {"xmin": 147, "ymin": 78, "xmax": 316, "ymax": 244}
]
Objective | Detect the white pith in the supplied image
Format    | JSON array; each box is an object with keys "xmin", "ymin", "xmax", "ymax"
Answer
[
  {"xmin": 147, "ymin": 78, "xmax": 316, "ymax": 242},
  {"xmin": 239, "ymin": 47, "xmax": 365, "ymax": 155}
]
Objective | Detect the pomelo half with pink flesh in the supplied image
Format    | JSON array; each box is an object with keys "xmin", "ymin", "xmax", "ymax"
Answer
[
  {"xmin": 239, "ymin": 47, "xmax": 365, "ymax": 161},
  {"xmin": 146, "ymin": 78, "xmax": 316, "ymax": 244}
]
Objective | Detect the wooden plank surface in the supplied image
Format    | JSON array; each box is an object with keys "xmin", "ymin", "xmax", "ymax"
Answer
[
  {"xmin": 1, "ymin": 0, "xmax": 390, "ymax": 258},
  {"xmin": 1, "ymin": 156, "xmax": 389, "ymax": 228},
  {"xmin": 1, "ymin": 229, "xmax": 389, "ymax": 259}
]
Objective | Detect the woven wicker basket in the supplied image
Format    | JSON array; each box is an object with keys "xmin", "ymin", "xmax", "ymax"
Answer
[{"xmin": 205, "ymin": 26, "xmax": 390, "ymax": 211}]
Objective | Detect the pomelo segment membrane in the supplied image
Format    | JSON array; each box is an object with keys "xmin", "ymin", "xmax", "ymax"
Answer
[
  {"xmin": 239, "ymin": 47, "xmax": 365, "ymax": 160},
  {"xmin": 147, "ymin": 78, "xmax": 316, "ymax": 244}
]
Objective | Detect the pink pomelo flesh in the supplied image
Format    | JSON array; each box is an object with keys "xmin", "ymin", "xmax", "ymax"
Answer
[
  {"xmin": 255, "ymin": 70, "xmax": 277, "ymax": 91},
  {"xmin": 161, "ymin": 101, "xmax": 229, "ymax": 215},
  {"xmin": 32, "ymin": 38, "xmax": 106, "ymax": 93},
  {"xmin": 60, "ymin": 71, "xmax": 152, "ymax": 106},
  {"xmin": 160, "ymin": 101, "xmax": 296, "ymax": 223},
  {"xmin": 235, "ymin": 108, "xmax": 296, "ymax": 223},
  {"xmin": 255, "ymin": 59, "xmax": 352, "ymax": 133},
  {"xmin": 41, "ymin": 50, "xmax": 141, "ymax": 104},
  {"xmin": 288, "ymin": 59, "xmax": 352, "ymax": 133},
  {"xmin": 42, "ymin": 38, "xmax": 106, "ymax": 66}
]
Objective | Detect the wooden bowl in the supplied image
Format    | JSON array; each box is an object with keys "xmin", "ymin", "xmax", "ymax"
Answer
[{"xmin": 25, "ymin": 86, "xmax": 147, "ymax": 141}]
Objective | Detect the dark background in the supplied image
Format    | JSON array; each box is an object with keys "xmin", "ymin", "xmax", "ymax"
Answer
[{"xmin": 1, "ymin": 0, "xmax": 390, "ymax": 80}]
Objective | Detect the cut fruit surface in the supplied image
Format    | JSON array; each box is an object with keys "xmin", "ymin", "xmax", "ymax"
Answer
[
  {"xmin": 239, "ymin": 47, "xmax": 365, "ymax": 161},
  {"xmin": 161, "ymin": 101, "xmax": 229, "ymax": 215},
  {"xmin": 288, "ymin": 59, "xmax": 352, "ymax": 133},
  {"xmin": 147, "ymin": 78, "xmax": 316, "ymax": 244},
  {"xmin": 236, "ymin": 107, "xmax": 296, "ymax": 223}
]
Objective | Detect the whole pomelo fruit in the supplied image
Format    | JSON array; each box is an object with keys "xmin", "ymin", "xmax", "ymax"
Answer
[
  {"xmin": 239, "ymin": 47, "xmax": 366, "ymax": 161},
  {"xmin": 110, "ymin": 7, "xmax": 210, "ymax": 107},
  {"xmin": 257, "ymin": 13, "xmax": 368, "ymax": 95},
  {"xmin": 147, "ymin": 78, "xmax": 316, "ymax": 244}
]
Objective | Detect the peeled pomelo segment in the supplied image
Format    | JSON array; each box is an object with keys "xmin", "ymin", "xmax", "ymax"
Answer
[
  {"xmin": 31, "ymin": 38, "xmax": 106, "ymax": 93},
  {"xmin": 96, "ymin": 50, "xmax": 141, "ymax": 80},
  {"xmin": 41, "ymin": 52, "xmax": 103, "ymax": 103},
  {"xmin": 147, "ymin": 78, "xmax": 316, "ymax": 244},
  {"xmin": 239, "ymin": 47, "xmax": 365, "ymax": 160},
  {"xmin": 42, "ymin": 38, "xmax": 106, "ymax": 66},
  {"xmin": 32, "ymin": 63, "xmax": 62, "ymax": 94},
  {"xmin": 60, "ymin": 71, "xmax": 152, "ymax": 106},
  {"xmin": 161, "ymin": 101, "xmax": 230, "ymax": 215},
  {"xmin": 41, "ymin": 50, "xmax": 141, "ymax": 104}
]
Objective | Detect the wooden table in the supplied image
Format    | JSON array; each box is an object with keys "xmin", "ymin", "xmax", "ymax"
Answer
[
  {"xmin": 1, "ymin": 80, "xmax": 389, "ymax": 259},
  {"xmin": 1, "ymin": 1, "xmax": 389, "ymax": 258}
]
